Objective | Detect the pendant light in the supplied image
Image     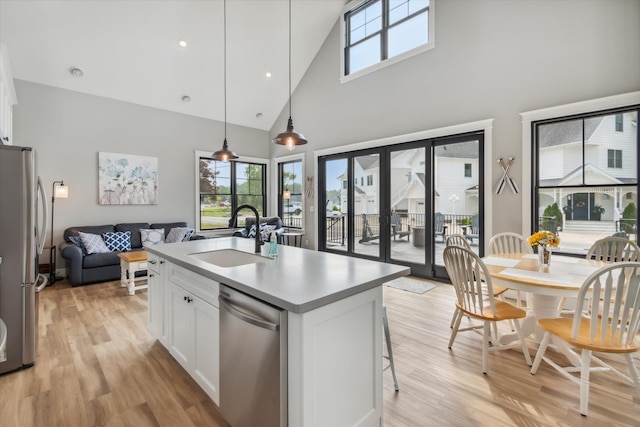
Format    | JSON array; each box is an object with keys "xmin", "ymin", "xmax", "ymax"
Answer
[
  {"xmin": 212, "ymin": 0, "xmax": 238, "ymax": 162},
  {"xmin": 273, "ymin": 0, "xmax": 307, "ymax": 151}
]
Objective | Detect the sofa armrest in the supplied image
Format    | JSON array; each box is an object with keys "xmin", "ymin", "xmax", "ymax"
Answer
[{"xmin": 60, "ymin": 242, "xmax": 83, "ymax": 285}]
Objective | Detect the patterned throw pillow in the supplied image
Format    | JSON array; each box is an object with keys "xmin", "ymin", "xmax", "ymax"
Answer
[
  {"xmin": 103, "ymin": 231, "xmax": 132, "ymax": 252},
  {"xmin": 183, "ymin": 228, "xmax": 195, "ymax": 241},
  {"xmin": 140, "ymin": 228, "xmax": 165, "ymax": 247},
  {"xmin": 247, "ymin": 224, "xmax": 276, "ymax": 240},
  {"xmin": 165, "ymin": 227, "xmax": 189, "ymax": 243},
  {"xmin": 78, "ymin": 232, "xmax": 110, "ymax": 254}
]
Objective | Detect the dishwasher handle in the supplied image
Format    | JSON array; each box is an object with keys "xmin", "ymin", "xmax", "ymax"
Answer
[{"xmin": 218, "ymin": 294, "xmax": 279, "ymax": 331}]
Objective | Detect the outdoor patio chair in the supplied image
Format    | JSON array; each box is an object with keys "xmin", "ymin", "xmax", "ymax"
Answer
[
  {"xmin": 359, "ymin": 213, "xmax": 380, "ymax": 243},
  {"xmin": 530, "ymin": 262, "xmax": 640, "ymax": 416},
  {"xmin": 463, "ymin": 214, "xmax": 479, "ymax": 244},
  {"xmin": 434, "ymin": 212, "xmax": 448, "ymax": 242},
  {"xmin": 390, "ymin": 212, "xmax": 410, "ymax": 241}
]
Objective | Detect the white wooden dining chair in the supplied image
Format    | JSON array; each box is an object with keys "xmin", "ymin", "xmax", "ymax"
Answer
[
  {"xmin": 558, "ymin": 237, "xmax": 640, "ymax": 315},
  {"xmin": 444, "ymin": 246, "xmax": 532, "ymax": 374},
  {"xmin": 488, "ymin": 232, "xmax": 533, "ymax": 309},
  {"xmin": 530, "ymin": 262, "xmax": 640, "ymax": 416},
  {"xmin": 445, "ymin": 234, "xmax": 509, "ymax": 335}
]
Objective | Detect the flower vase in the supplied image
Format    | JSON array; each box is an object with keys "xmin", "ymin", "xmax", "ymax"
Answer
[{"xmin": 538, "ymin": 244, "xmax": 551, "ymax": 267}]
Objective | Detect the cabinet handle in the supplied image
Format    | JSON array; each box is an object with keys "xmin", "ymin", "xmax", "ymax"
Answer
[
  {"xmin": 149, "ymin": 260, "xmax": 157, "ymax": 264},
  {"xmin": 188, "ymin": 297, "xmax": 193, "ymax": 303},
  {"xmin": 184, "ymin": 296, "xmax": 187, "ymax": 301},
  {"xmin": 160, "ymin": 260, "xmax": 165, "ymax": 264},
  {"xmin": 149, "ymin": 274, "xmax": 154, "ymax": 278}
]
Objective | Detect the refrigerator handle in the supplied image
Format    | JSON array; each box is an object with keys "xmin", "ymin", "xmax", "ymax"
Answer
[{"xmin": 37, "ymin": 176, "xmax": 48, "ymax": 255}]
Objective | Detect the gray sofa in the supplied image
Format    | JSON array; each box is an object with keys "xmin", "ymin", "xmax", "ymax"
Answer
[{"xmin": 60, "ymin": 221, "xmax": 201, "ymax": 286}]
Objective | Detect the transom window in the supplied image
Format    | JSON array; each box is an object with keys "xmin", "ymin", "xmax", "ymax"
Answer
[
  {"xmin": 342, "ymin": 0, "xmax": 434, "ymax": 79},
  {"xmin": 197, "ymin": 154, "xmax": 267, "ymax": 230}
]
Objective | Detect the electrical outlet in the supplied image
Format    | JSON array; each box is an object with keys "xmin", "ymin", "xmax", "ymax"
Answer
[{"xmin": 305, "ymin": 239, "xmax": 309, "ymax": 247}]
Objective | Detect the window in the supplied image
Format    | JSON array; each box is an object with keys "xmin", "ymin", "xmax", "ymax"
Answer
[
  {"xmin": 608, "ymin": 149, "xmax": 622, "ymax": 169},
  {"xmin": 342, "ymin": 0, "xmax": 434, "ymax": 79},
  {"xmin": 532, "ymin": 107, "xmax": 639, "ymax": 256},
  {"xmin": 279, "ymin": 159, "xmax": 303, "ymax": 229},
  {"xmin": 464, "ymin": 163, "xmax": 472, "ymax": 177},
  {"xmin": 615, "ymin": 114, "xmax": 623, "ymax": 132},
  {"xmin": 367, "ymin": 174, "xmax": 374, "ymax": 185},
  {"xmin": 198, "ymin": 153, "xmax": 267, "ymax": 230}
]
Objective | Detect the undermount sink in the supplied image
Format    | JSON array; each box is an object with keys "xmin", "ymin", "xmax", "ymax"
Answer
[{"xmin": 188, "ymin": 249, "xmax": 269, "ymax": 268}]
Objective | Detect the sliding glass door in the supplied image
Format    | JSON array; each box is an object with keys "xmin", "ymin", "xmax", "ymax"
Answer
[{"xmin": 319, "ymin": 133, "xmax": 483, "ymax": 280}]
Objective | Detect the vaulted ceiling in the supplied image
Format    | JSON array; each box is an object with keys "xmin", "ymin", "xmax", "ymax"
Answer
[{"xmin": 0, "ymin": 0, "xmax": 346, "ymax": 131}]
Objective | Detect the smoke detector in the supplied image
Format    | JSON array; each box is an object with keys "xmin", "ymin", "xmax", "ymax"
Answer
[{"xmin": 69, "ymin": 67, "xmax": 84, "ymax": 77}]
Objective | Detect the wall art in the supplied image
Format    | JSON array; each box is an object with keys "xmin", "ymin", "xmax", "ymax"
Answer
[{"xmin": 98, "ymin": 152, "xmax": 158, "ymax": 205}]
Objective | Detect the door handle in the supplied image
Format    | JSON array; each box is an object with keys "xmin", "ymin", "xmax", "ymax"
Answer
[{"xmin": 218, "ymin": 295, "xmax": 279, "ymax": 331}]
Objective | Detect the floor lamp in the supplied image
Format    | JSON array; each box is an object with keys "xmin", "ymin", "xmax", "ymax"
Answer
[
  {"xmin": 283, "ymin": 188, "xmax": 291, "ymax": 232},
  {"xmin": 50, "ymin": 181, "xmax": 68, "ymax": 283}
]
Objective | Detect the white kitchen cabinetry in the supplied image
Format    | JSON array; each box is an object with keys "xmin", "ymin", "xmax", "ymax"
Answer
[
  {"xmin": 165, "ymin": 263, "xmax": 220, "ymax": 404},
  {"xmin": 0, "ymin": 45, "xmax": 17, "ymax": 145},
  {"xmin": 146, "ymin": 253, "xmax": 165, "ymax": 341}
]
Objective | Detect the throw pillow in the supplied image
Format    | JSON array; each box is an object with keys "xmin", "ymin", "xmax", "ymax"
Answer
[
  {"xmin": 68, "ymin": 235, "xmax": 87, "ymax": 254},
  {"xmin": 261, "ymin": 224, "xmax": 277, "ymax": 241},
  {"xmin": 183, "ymin": 228, "xmax": 195, "ymax": 241},
  {"xmin": 78, "ymin": 232, "xmax": 110, "ymax": 254},
  {"xmin": 102, "ymin": 231, "xmax": 132, "ymax": 252},
  {"xmin": 140, "ymin": 228, "xmax": 165, "ymax": 247},
  {"xmin": 165, "ymin": 227, "xmax": 189, "ymax": 243}
]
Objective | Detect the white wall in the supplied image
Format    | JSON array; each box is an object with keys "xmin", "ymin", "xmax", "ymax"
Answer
[
  {"xmin": 270, "ymin": 0, "xmax": 640, "ymax": 246},
  {"xmin": 12, "ymin": 80, "xmax": 270, "ymax": 266}
]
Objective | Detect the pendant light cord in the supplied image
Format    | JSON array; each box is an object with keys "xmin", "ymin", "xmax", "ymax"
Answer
[
  {"xmin": 288, "ymin": 0, "xmax": 292, "ymax": 118},
  {"xmin": 224, "ymin": 0, "xmax": 227, "ymax": 140}
]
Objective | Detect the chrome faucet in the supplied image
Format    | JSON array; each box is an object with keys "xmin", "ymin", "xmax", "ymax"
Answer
[{"xmin": 229, "ymin": 204, "xmax": 263, "ymax": 253}]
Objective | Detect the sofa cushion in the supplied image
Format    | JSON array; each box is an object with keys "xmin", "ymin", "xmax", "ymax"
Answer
[
  {"xmin": 116, "ymin": 223, "xmax": 150, "ymax": 249},
  {"xmin": 141, "ymin": 228, "xmax": 165, "ymax": 247},
  {"xmin": 166, "ymin": 227, "xmax": 189, "ymax": 243},
  {"xmin": 151, "ymin": 222, "xmax": 188, "ymax": 239},
  {"xmin": 103, "ymin": 231, "xmax": 132, "ymax": 252},
  {"xmin": 83, "ymin": 251, "xmax": 121, "ymax": 269},
  {"xmin": 78, "ymin": 232, "xmax": 110, "ymax": 254}
]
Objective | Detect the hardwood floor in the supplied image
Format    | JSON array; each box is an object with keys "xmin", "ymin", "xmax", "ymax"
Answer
[{"xmin": 1, "ymin": 278, "xmax": 638, "ymax": 426}]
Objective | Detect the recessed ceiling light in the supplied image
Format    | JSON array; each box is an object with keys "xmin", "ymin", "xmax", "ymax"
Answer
[
  {"xmin": 265, "ymin": 72, "xmax": 272, "ymax": 78},
  {"xmin": 182, "ymin": 95, "xmax": 191, "ymax": 102},
  {"xmin": 69, "ymin": 67, "xmax": 84, "ymax": 77},
  {"xmin": 256, "ymin": 113, "xmax": 263, "ymax": 119},
  {"xmin": 178, "ymin": 39, "xmax": 188, "ymax": 48}
]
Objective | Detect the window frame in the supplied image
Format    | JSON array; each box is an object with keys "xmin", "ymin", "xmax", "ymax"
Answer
[
  {"xmin": 464, "ymin": 163, "xmax": 472, "ymax": 177},
  {"xmin": 340, "ymin": 0, "xmax": 436, "ymax": 83},
  {"xmin": 530, "ymin": 105, "xmax": 639, "ymax": 256},
  {"xmin": 607, "ymin": 149, "xmax": 623, "ymax": 169},
  {"xmin": 195, "ymin": 151, "xmax": 268, "ymax": 233},
  {"xmin": 278, "ymin": 158, "xmax": 304, "ymax": 230}
]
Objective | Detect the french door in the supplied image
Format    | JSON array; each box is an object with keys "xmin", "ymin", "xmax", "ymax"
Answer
[{"xmin": 318, "ymin": 133, "xmax": 483, "ymax": 280}]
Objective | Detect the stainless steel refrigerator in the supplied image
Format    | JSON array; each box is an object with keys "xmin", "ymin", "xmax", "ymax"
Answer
[{"xmin": 0, "ymin": 145, "xmax": 48, "ymax": 375}]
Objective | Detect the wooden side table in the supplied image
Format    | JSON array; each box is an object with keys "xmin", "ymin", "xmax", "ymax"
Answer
[{"xmin": 117, "ymin": 251, "xmax": 148, "ymax": 295}]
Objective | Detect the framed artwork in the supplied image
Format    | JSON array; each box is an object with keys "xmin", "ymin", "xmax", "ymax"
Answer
[{"xmin": 98, "ymin": 152, "xmax": 158, "ymax": 205}]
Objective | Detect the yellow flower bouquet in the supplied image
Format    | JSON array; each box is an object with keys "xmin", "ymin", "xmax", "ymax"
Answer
[{"xmin": 528, "ymin": 231, "xmax": 560, "ymax": 247}]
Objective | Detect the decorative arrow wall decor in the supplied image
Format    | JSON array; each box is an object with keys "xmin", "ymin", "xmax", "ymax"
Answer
[{"xmin": 495, "ymin": 157, "xmax": 519, "ymax": 195}]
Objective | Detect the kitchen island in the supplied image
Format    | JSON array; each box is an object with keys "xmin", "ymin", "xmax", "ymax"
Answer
[{"xmin": 145, "ymin": 237, "xmax": 410, "ymax": 427}]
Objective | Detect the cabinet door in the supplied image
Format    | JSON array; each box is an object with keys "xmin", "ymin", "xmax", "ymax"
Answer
[
  {"xmin": 193, "ymin": 298, "xmax": 220, "ymax": 404},
  {"xmin": 147, "ymin": 269, "xmax": 163, "ymax": 338},
  {"xmin": 168, "ymin": 282, "xmax": 193, "ymax": 368}
]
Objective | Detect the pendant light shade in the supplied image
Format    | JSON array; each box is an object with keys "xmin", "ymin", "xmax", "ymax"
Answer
[
  {"xmin": 212, "ymin": 0, "xmax": 238, "ymax": 162},
  {"xmin": 273, "ymin": 0, "xmax": 307, "ymax": 151},
  {"xmin": 212, "ymin": 138, "xmax": 238, "ymax": 162}
]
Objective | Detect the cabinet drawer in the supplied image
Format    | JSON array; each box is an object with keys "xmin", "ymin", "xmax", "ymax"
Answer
[
  {"xmin": 168, "ymin": 263, "xmax": 219, "ymax": 306},
  {"xmin": 147, "ymin": 253, "xmax": 162, "ymax": 273}
]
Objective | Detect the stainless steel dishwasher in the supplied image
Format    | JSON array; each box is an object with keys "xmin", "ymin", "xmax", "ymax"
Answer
[{"xmin": 218, "ymin": 284, "xmax": 287, "ymax": 427}]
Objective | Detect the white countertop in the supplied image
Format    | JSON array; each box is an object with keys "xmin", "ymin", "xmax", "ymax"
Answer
[{"xmin": 146, "ymin": 237, "xmax": 410, "ymax": 313}]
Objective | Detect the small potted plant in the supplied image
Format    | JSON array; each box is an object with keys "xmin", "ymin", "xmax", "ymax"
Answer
[{"xmin": 592, "ymin": 205, "xmax": 605, "ymax": 221}]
